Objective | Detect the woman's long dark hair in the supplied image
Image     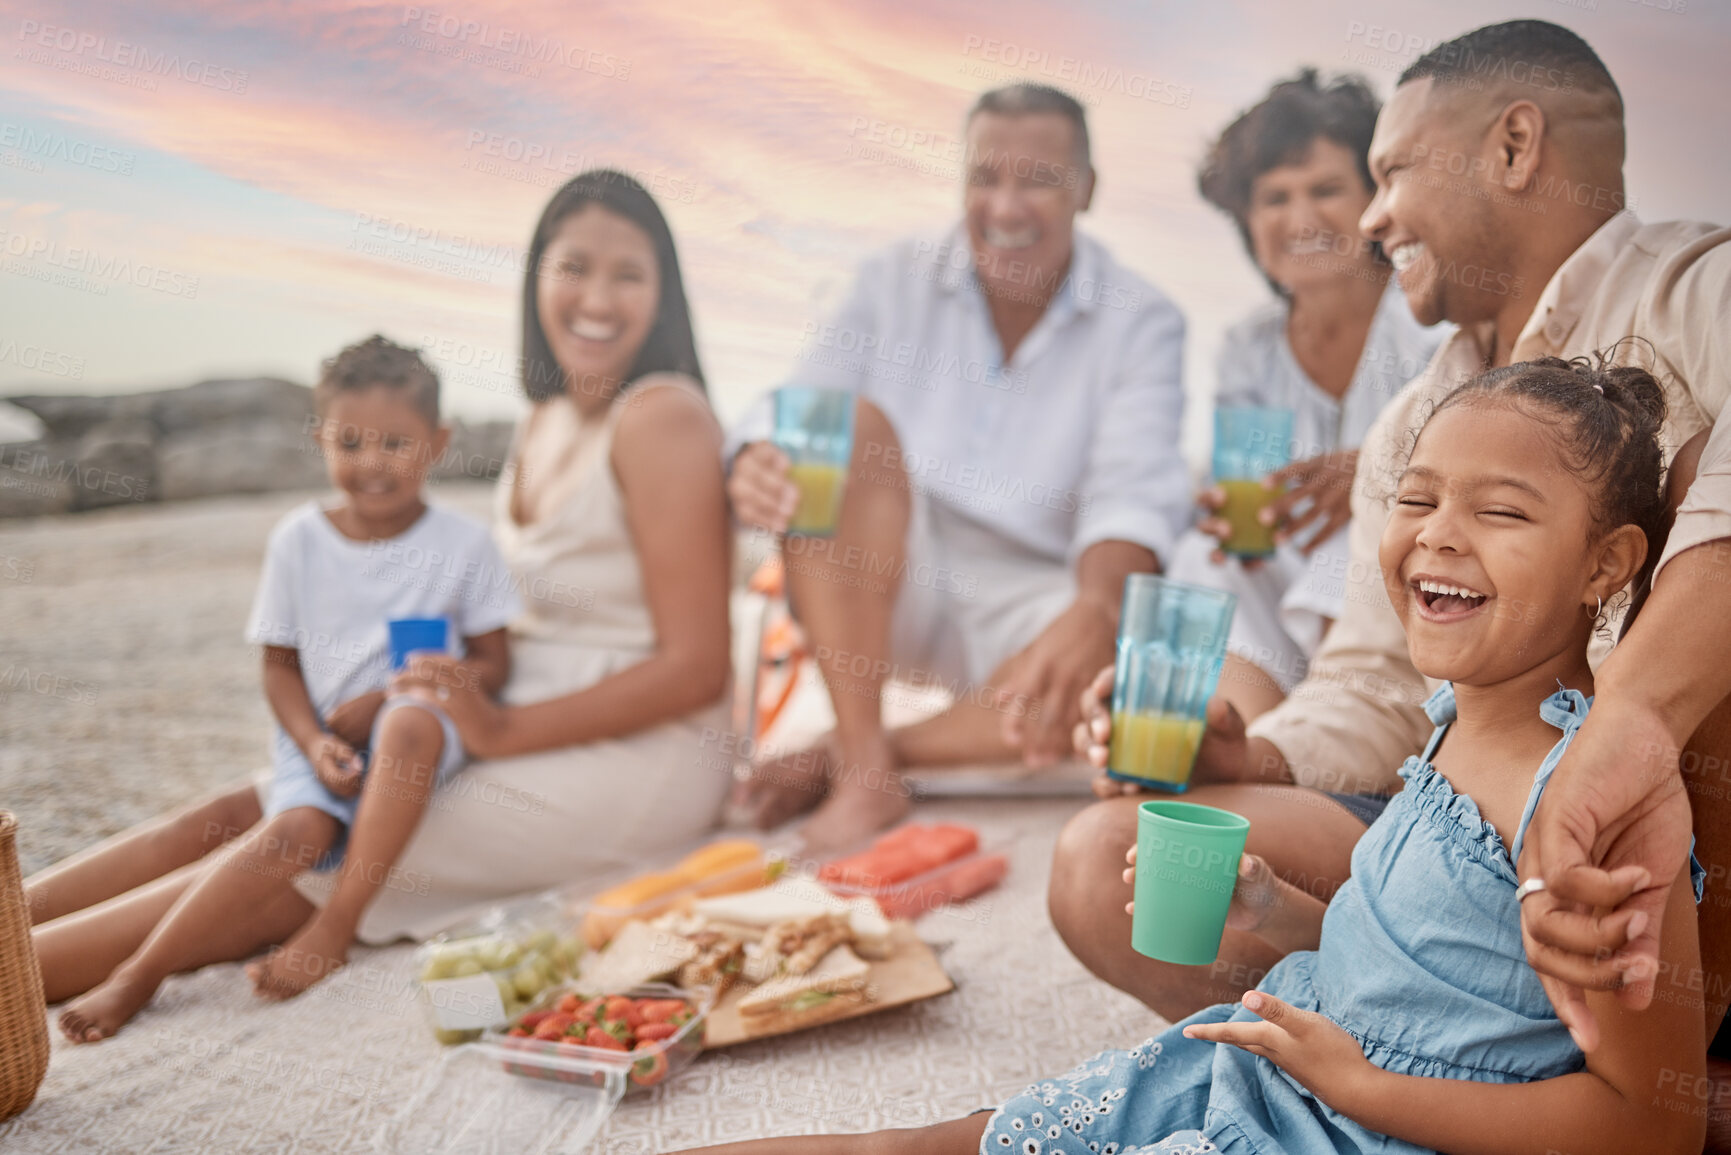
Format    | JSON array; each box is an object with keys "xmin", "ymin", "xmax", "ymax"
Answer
[{"xmin": 519, "ymin": 169, "xmax": 705, "ymax": 402}]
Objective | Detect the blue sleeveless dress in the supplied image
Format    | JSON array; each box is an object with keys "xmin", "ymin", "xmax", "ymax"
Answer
[{"xmin": 982, "ymin": 684, "xmax": 1704, "ymax": 1155}]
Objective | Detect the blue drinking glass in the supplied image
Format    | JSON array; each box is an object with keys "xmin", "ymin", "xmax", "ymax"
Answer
[
  {"xmin": 1212, "ymin": 407, "xmax": 1295, "ymax": 559},
  {"xmin": 772, "ymin": 387, "xmax": 855, "ymax": 536},
  {"xmin": 1106, "ymin": 575, "xmax": 1237, "ymax": 791}
]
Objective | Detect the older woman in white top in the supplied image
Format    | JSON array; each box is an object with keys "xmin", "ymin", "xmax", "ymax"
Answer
[{"xmin": 1164, "ymin": 70, "xmax": 1446, "ymax": 723}]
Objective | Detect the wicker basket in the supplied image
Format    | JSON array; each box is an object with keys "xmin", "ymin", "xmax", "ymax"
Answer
[{"xmin": 0, "ymin": 812, "xmax": 48, "ymax": 1121}]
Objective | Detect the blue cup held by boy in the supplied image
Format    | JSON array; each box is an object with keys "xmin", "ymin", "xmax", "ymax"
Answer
[
  {"xmin": 1131, "ymin": 800, "xmax": 1251, "ymax": 966},
  {"xmin": 388, "ymin": 617, "xmax": 451, "ymax": 671}
]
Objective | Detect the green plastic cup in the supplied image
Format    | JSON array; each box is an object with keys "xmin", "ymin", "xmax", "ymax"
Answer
[{"xmin": 1131, "ymin": 800, "xmax": 1250, "ymax": 965}]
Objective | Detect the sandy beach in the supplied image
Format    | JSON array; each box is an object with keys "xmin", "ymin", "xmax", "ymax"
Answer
[{"xmin": 0, "ymin": 485, "xmax": 1153, "ymax": 1153}]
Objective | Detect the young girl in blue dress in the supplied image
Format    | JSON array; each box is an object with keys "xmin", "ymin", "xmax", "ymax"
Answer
[{"xmin": 681, "ymin": 356, "xmax": 1708, "ymax": 1155}]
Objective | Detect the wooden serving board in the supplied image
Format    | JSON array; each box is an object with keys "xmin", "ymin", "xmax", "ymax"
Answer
[{"xmin": 704, "ymin": 921, "xmax": 954, "ymax": 1047}]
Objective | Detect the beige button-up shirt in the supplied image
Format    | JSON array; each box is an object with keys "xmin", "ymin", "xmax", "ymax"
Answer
[{"xmin": 1248, "ymin": 213, "xmax": 1731, "ymax": 794}]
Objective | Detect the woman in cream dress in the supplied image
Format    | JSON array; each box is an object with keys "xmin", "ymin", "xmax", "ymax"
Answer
[{"xmin": 26, "ymin": 171, "xmax": 734, "ymax": 1005}]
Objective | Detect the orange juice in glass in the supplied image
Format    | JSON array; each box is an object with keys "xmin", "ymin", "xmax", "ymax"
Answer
[
  {"xmin": 1212, "ymin": 407, "xmax": 1294, "ymax": 559},
  {"xmin": 786, "ymin": 461, "xmax": 847, "ymax": 534},
  {"xmin": 773, "ymin": 387, "xmax": 855, "ymax": 537},
  {"xmin": 1106, "ymin": 575, "xmax": 1236, "ymax": 792}
]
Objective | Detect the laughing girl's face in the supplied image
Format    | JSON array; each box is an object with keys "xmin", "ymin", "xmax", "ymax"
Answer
[{"xmin": 1380, "ymin": 400, "xmax": 1611, "ymax": 687}]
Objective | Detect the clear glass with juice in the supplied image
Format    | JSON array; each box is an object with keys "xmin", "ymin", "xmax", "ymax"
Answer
[
  {"xmin": 1212, "ymin": 407, "xmax": 1295, "ymax": 559},
  {"xmin": 1106, "ymin": 575, "xmax": 1237, "ymax": 791},
  {"xmin": 772, "ymin": 387, "xmax": 855, "ymax": 537},
  {"xmin": 786, "ymin": 461, "xmax": 847, "ymax": 535}
]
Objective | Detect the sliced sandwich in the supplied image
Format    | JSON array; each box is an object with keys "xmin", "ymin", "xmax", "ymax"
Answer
[
  {"xmin": 735, "ymin": 944, "xmax": 875, "ymax": 1036},
  {"xmin": 690, "ymin": 875, "xmax": 892, "ymax": 959},
  {"xmin": 573, "ymin": 917, "xmax": 698, "ymax": 995}
]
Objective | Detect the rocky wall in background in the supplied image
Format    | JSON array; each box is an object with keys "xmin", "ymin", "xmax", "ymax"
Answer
[{"xmin": 0, "ymin": 378, "xmax": 515, "ymax": 518}]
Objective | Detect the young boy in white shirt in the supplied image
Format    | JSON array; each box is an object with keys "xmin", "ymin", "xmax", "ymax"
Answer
[{"xmin": 58, "ymin": 336, "xmax": 519, "ymax": 1040}]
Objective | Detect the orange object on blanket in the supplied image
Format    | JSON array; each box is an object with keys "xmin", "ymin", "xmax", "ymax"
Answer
[
  {"xmin": 818, "ymin": 824, "xmax": 980, "ymax": 890},
  {"xmin": 874, "ymin": 852, "xmax": 1010, "ymax": 921}
]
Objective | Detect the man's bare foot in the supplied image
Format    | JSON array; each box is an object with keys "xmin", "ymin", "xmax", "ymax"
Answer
[
  {"xmin": 58, "ymin": 967, "xmax": 159, "ymax": 1042},
  {"xmin": 735, "ymin": 739, "xmax": 834, "ymax": 830},
  {"xmin": 797, "ymin": 733, "xmax": 911, "ymax": 853},
  {"xmin": 246, "ymin": 918, "xmax": 350, "ymax": 999}
]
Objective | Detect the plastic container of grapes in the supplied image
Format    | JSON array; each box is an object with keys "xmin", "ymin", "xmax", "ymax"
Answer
[
  {"xmin": 414, "ymin": 891, "xmax": 588, "ymax": 1044},
  {"xmin": 376, "ymin": 984, "xmax": 710, "ymax": 1155}
]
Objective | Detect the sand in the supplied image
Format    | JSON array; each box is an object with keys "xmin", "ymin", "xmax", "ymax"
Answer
[{"xmin": 0, "ymin": 485, "xmax": 1156, "ymax": 1153}]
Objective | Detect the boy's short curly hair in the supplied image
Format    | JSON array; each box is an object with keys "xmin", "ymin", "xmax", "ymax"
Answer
[{"xmin": 313, "ymin": 335, "xmax": 441, "ymax": 426}]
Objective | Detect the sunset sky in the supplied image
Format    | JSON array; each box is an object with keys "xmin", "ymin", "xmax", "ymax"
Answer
[{"xmin": 2, "ymin": 0, "xmax": 1725, "ymax": 458}]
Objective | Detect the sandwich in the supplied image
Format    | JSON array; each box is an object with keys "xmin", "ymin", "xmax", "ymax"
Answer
[
  {"xmin": 677, "ymin": 928, "xmax": 747, "ymax": 995},
  {"xmin": 762, "ymin": 912, "xmax": 852, "ymax": 975},
  {"xmin": 573, "ymin": 916, "xmax": 698, "ymax": 995},
  {"xmin": 689, "ymin": 875, "xmax": 893, "ymax": 959},
  {"xmin": 735, "ymin": 944, "xmax": 875, "ymax": 1036}
]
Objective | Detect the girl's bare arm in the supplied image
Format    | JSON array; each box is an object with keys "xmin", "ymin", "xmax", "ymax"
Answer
[{"xmin": 1339, "ymin": 862, "xmax": 1706, "ymax": 1155}]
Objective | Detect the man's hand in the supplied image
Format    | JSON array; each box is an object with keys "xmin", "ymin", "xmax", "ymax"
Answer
[
  {"xmin": 1517, "ymin": 697, "xmax": 1690, "ymax": 1052},
  {"xmin": 307, "ymin": 733, "xmax": 363, "ymax": 798},
  {"xmin": 1078, "ymin": 671, "xmax": 1256, "ymax": 798},
  {"xmin": 726, "ymin": 441, "xmax": 798, "ymax": 533},
  {"xmin": 996, "ymin": 600, "xmax": 1116, "ymax": 768},
  {"xmin": 391, "ymin": 655, "xmax": 509, "ymax": 760},
  {"xmin": 1262, "ymin": 450, "xmax": 1358, "ymax": 554},
  {"xmin": 1182, "ymin": 991, "xmax": 1373, "ymax": 1109},
  {"xmin": 326, "ymin": 690, "xmax": 385, "ymax": 747}
]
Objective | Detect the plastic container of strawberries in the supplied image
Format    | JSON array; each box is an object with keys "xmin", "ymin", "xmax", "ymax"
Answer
[
  {"xmin": 376, "ymin": 984, "xmax": 711, "ymax": 1155},
  {"xmin": 482, "ymin": 982, "xmax": 711, "ymax": 1096}
]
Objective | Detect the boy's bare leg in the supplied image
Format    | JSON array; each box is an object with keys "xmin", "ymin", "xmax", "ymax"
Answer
[
  {"xmin": 747, "ymin": 400, "xmax": 913, "ymax": 851},
  {"xmin": 676, "ymin": 1112, "xmax": 990, "ymax": 1155},
  {"xmin": 250, "ymin": 706, "xmax": 446, "ymax": 998},
  {"xmin": 1047, "ymin": 783, "xmax": 1364, "ymax": 1021},
  {"xmin": 24, "ymin": 780, "xmax": 262, "ymax": 925},
  {"xmin": 57, "ymin": 807, "xmax": 332, "ymax": 1042}
]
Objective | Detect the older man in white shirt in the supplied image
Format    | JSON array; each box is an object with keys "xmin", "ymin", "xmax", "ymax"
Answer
[{"xmin": 729, "ymin": 84, "xmax": 1188, "ymax": 849}]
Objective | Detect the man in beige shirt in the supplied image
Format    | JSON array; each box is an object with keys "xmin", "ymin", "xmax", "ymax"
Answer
[{"xmin": 1053, "ymin": 17, "xmax": 1731, "ymax": 1056}]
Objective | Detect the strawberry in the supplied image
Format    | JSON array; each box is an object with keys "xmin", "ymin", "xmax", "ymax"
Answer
[
  {"xmin": 532, "ymin": 1012, "xmax": 576, "ymax": 1041},
  {"xmin": 556, "ymin": 993, "xmax": 581, "ymax": 1015},
  {"xmin": 519, "ymin": 1010, "xmax": 553, "ymax": 1031},
  {"xmin": 602, "ymin": 996, "xmax": 634, "ymax": 1022},
  {"xmin": 629, "ymin": 1049, "xmax": 669, "ymax": 1087},
  {"xmin": 635, "ymin": 1022, "xmax": 678, "ymax": 1041},
  {"xmin": 636, "ymin": 999, "xmax": 688, "ymax": 1024},
  {"xmin": 506, "ymin": 1027, "xmax": 532, "ymax": 1038},
  {"xmin": 584, "ymin": 1026, "xmax": 627, "ymax": 1051}
]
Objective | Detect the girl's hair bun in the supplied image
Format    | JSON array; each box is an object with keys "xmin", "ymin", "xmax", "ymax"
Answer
[{"xmin": 1424, "ymin": 348, "xmax": 1669, "ymax": 589}]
